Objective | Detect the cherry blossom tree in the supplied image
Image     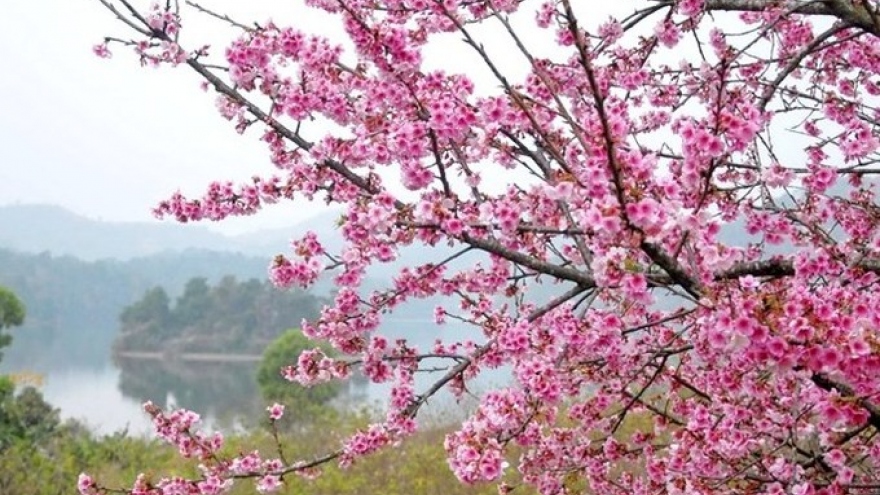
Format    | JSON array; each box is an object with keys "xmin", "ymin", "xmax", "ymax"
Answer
[{"xmin": 83, "ymin": 0, "xmax": 880, "ymax": 494}]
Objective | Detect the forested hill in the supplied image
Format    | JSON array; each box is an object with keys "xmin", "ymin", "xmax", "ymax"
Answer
[
  {"xmin": 0, "ymin": 204, "xmax": 230, "ymax": 260},
  {"xmin": 0, "ymin": 204, "xmax": 456, "ymax": 274},
  {"xmin": 0, "ymin": 204, "xmax": 341, "ymax": 261},
  {"xmin": 114, "ymin": 277, "xmax": 327, "ymax": 355},
  {"xmin": 0, "ymin": 248, "xmax": 279, "ymax": 371}
]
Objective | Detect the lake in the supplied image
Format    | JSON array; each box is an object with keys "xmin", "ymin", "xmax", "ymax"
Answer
[{"xmin": 2, "ymin": 318, "xmax": 509, "ymax": 436}]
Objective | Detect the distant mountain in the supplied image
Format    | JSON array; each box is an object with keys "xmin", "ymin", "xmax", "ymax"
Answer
[
  {"xmin": 229, "ymin": 211, "xmax": 347, "ymax": 256},
  {"xmin": 0, "ymin": 204, "xmax": 228, "ymax": 260},
  {"xmin": 0, "ymin": 203, "xmax": 472, "ymax": 279},
  {"xmin": 0, "ymin": 204, "xmax": 342, "ymax": 261}
]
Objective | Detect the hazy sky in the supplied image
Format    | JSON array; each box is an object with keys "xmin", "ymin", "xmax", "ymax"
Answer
[
  {"xmin": 0, "ymin": 1, "xmax": 617, "ymax": 235},
  {"xmin": 0, "ymin": 1, "xmax": 345, "ymax": 234}
]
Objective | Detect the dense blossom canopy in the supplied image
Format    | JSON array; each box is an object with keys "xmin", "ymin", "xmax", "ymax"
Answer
[{"xmin": 86, "ymin": 0, "xmax": 880, "ymax": 494}]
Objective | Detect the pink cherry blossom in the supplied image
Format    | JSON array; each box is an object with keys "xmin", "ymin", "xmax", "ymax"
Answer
[
  {"xmin": 87, "ymin": 1, "xmax": 880, "ymax": 494},
  {"xmin": 266, "ymin": 403, "xmax": 285, "ymax": 421},
  {"xmin": 92, "ymin": 43, "xmax": 111, "ymax": 59},
  {"xmin": 256, "ymin": 475, "xmax": 282, "ymax": 493},
  {"xmin": 77, "ymin": 473, "xmax": 96, "ymax": 495}
]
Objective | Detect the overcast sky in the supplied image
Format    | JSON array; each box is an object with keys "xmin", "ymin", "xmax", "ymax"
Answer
[
  {"xmin": 0, "ymin": 1, "xmax": 620, "ymax": 234},
  {"xmin": 0, "ymin": 1, "xmax": 340, "ymax": 234}
]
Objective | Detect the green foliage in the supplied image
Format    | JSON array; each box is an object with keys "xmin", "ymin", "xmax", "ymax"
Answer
[
  {"xmin": 0, "ymin": 370, "xmax": 188, "ymax": 495},
  {"xmin": 0, "ymin": 427, "xmax": 183, "ymax": 495},
  {"xmin": 304, "ymin": 431, "xmax": 504, "ymax": 495},
  {"xmin": 120, "ymin": 287, "xmax": 171, "ymax": 327},
  {"xmin": 0, "ymin": 404, "xmax": 523, "ymax": 495},
  {"xmin": 218, "ymin": 419, "xmax": 513, "ymax": 495},
  {"xmin": 256, "ymin": 329, "xmax": 342, "ymax": 422},
  {"xmin": 115, "ymin": 276, "xmax": 327, "ymax": 354},
  {"xmin": 0, "ymin": 287, "xmax": 24, "ymax": 362},
  {"xmin": 118, "ymin": 287, "xmax": 174, "ymax": 350},
  {"xmin": 0, "ymin": 287, "xmax": 24, "ymax": 331},
  {"xmin": 0, "ymin": 376, "xmax": 60, "ymax": 452},
  {"xmin": 172, "ymin": 277, "xmax": 210, "ymax": 329}
]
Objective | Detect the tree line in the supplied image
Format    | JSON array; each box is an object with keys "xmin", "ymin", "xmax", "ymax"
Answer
[
  {"xmin": 0, "ymin": 248, "xmax": 274, "ymax": 370},
  {"xmin": 115, "ymin": 276, "xmax": 328, "ymax": 355}
]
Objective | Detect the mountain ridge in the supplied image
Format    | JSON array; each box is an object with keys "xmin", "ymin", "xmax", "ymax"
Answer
[{"xmin": 0, "ymin": 203, "xmax": 339, "ymax": 261}]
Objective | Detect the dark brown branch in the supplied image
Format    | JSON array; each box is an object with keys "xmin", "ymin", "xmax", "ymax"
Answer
[
  {"xmin": 716, "ymin": 258, "xmax": 880, "ymax": 280},
  {"xmin": 649, "ymin": 0, "xmax": 880, "ymax": 43},
  {"xmin": 96, "ymin": 0, "xmax": 152, "ymax": 35},
  {"xmin": 811, "ymin": 373, "xmax": 880, "ymax": 431},
  {"xmin": 182, "ymin": 59, "xmax": 381, "ymax": 198},
  {"xmin": 699, "ymin": 0, "xmax": 880, "ymax": 35},
  {"xmin": 463, "ymin": 233, "xmax": 597, "ymax": 288},
  {"xmin": 640, "ymin": 241, "xmax": 703, "ymax": 298}
]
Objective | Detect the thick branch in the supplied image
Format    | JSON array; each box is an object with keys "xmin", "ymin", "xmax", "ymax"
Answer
[
  {"xmin": 461, "ymin": 234, "xmax": 597, "ymax": 288},
  {"xmin": 715, "ymin": 257, "xmax": 880, "ymax": 280},
  {"xmin": 698, "ymin": 0, "xmax": 880, "ymax": 35},
  {"xmin": 811, "ymin": 373, "xmax": 880, "ymax": 431}
]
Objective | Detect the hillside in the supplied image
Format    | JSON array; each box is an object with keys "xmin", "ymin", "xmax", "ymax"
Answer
[
  {"xmin": 114, "ymin": 276, "xmax": 326, "ymax": 354},
  {"xmin": 0, "ymin": 248, "xmax": 285, "ymax": 372},
  {"xmin": 0, "ymin": 204, "xmax": 230, "ymax": 260},
  {"xmin": 0, "ymin": 203, "xmax": 481, "ymax": 285},
  {"xmin": 0, "ymin": 204, "xmax": 342, "ymax": 260}
]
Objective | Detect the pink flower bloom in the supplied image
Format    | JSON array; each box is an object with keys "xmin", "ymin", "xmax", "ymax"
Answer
[
  {"xmin": 92, "ymin": 43, "xmax": 112, "ymax": 59},
  {"xmin": 77, "ymin": 474, "xmax": 96, "ymax": 495},
  {"xmin": 267, "ymin": 403, "xmax": 285, "ymax": 421},
  {"xmin": 88, "ymin": 2, "xmax": 880, "ymax": 494},
  {"xmin": 823, "ymin": 449, "xmax": 846, "ymax": 469},
  {"xmin": 478, "ymin": 456, "xmax": 502, "ymax": 480},
  {"xmin": 256, "ymin": 475, "xmax": 282, "ymax": 493}
]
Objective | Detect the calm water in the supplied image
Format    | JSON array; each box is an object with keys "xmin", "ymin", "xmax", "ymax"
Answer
[
  {"xmin": 38, "ymin": 361, "xmax": 363, "ymax": 436},
  {"xmin": 7, "ymin": 319, "xmax": 509, "ymax": 436},
  {"xmin": 41, "ymin": 365, "xmax": 154, "ymax": 434}
]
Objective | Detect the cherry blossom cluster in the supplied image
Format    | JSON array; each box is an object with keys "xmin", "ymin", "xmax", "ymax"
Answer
[{"xmin": 87, "ymin": 0, "xmax": 880, "ymax": 494}]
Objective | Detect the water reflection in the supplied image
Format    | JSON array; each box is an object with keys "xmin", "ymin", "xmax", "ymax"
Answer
[
  {"xmin": 115, "ymin": 357, "xmax": 264, "ymax": 427},
  {"xmin": 114, "ymin": 356, "xmax": 374, "ymax": 432},
  {"xmin": 7, "ymin": 318, "xmax": 505, "ymax": 436}
]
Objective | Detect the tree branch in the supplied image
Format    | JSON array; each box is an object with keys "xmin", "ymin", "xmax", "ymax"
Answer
[
  {"xmin": 811, "ymin": 373, "xmax": 880, "ymax": 431},
  {"xmin": 697, "ymin": 0, "xmax": 880, "ymax": 35}
]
